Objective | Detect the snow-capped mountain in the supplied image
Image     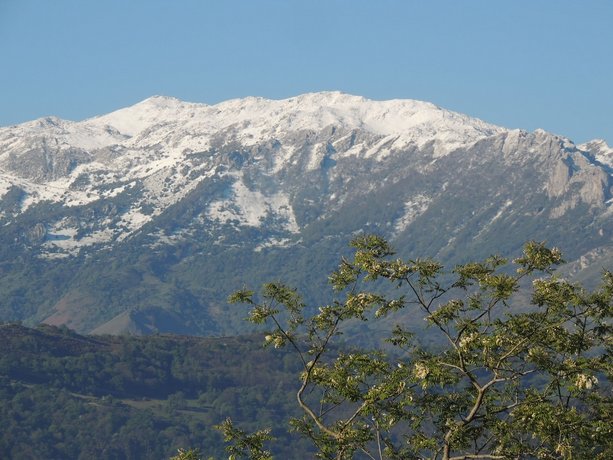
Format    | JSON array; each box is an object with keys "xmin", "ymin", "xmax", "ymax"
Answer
[
  {"xmin": 0, "ymin": 92, "xmax": 506, "ymax": 255},
  {"xmin": 0, "ymin": 92, "xmax": 611, "ymax": 335}
]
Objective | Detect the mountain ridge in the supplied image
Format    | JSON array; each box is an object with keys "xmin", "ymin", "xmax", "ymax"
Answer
[{"xmin": 0, "ymin": 92, "xmax": 611, "ymax": 335}]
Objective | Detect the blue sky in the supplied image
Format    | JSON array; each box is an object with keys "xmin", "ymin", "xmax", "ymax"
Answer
[{"xmin": 1, "ymin": 0, "xmax": 611, "ymax": 145}]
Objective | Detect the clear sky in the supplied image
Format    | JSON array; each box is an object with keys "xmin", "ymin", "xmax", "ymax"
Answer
[{"xmin": 1, "ymin": 0, "xmax": 611, "ymax": 145}]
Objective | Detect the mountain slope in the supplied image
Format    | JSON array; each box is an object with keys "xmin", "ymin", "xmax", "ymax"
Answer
[{"xmin": 0, "ymin": 93, "xmax": 611, "ymax": 334}]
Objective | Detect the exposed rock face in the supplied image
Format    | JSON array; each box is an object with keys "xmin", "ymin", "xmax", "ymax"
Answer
[
  {"xmin": 5, "ymin": 144, "xmax": 92, "ymax": 182},
  {"xmin": 26, "ymin": 223, "xmax": 47, "ymax": 244},
  {"xmin": 547, "ymin": 149, "xmax": 611, "ymax": 218}
]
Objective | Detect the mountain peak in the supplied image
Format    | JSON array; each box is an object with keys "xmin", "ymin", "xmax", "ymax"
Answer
[
  {"xmin": 580, "ymin": 139, "xmax": 613, "ymax": 168},
  {"xmin": 17, "ymin": 115, "xmax": 72, "ymax": 131},
  {"xmin": 135, "ymin": 95, "xmax": 189, "ymax": 108},
  {"xmin": 581, "ymin": 138, "xmax": 611, "ymax": 151},
  {"xmin": 61, "ymin": 91, "xmax": 505, "ymax": 149},
  {"xmin": 203, "ymin": 92, "xmax": 505, "ymax": 156},
  {"xmin": 86, "ymin": 95, "xmax": 204, "ymax": 137}
]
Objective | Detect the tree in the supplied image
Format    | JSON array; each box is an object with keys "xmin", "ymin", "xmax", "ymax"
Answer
[
  {"xmin": 229, "ymin": 235, "xmax": 612, "ymax": 459},
  {"xmin": 217, "ymin": 418, "xmax": 273, "ymax": 460},
  {"xmin": 170, "ymin": 448, "xmax": 206, "ymax": 460}
]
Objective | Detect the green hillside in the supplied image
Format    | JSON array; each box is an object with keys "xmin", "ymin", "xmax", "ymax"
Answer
[{"xmin": 0, "ymin": 324, "xmax": 312, "ymax": 459}]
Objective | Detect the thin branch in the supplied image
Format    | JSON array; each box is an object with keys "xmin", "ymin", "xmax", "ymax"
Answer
[
  {"xmin": 374, "ymin": 420, "xmax": 384, "ymax": 460},
  {"xmin": 296, "ymin": 314, "xmax": 344, "ymax": 440},
  {"xmin": 340, "ymin": 401, "xmax": 368, "ymax": 433},
  {"xmin": 269, "ymin": 314, "xmax": 308, "ymax": 368},
  {"xmin": 494, "ymin": 338, "xmax": 529, "ymax": 370}
]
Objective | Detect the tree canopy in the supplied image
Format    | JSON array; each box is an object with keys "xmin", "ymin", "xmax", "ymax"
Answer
[{"xmin": 228, "ymin": 235, "xmax": 612, "ymax": 459}]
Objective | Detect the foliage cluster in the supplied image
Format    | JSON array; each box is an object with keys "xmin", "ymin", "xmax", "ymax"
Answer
[{"xmin": 230, "ymin": 235, "xmax": 612, "ymax": 459}]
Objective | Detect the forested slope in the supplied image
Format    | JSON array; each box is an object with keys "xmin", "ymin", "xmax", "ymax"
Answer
[{"xmin": 0, "ymin": 324, "xmax": 311, "ymax": 459}]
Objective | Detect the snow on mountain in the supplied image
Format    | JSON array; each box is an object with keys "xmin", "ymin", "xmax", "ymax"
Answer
[
  {"xmin": 206, "ymin": 173, "xmax": 299, "ymax": 232},
  {"xmin": 0, "ymin": 91, "xmax": 506, "ymax": 221},
  {"xmin": 580, "ymin": 139, "xmax": 613, "ymax": 169},
  {"xmin": 0, "ymin": 115, "xmax": 127, "ymax": 152},
  {"xmin": 4, "ymin": 92, "xmax": 504, "ymax": 159},
  {"xmin": 88, "ymin": 95, "xmax": 204, "ymax": 137},
  {"xmin": 392, "ymin": 194, "xmax": 431, "ymax": 237},
  {"xmin": 1, "ymin": 92, "xmax": 505, "ymax": 172},
  {"xmin": 0, "ymin": 92, "xmax": 609, "ymax": 259},
  {"xmin": 204, "ymin": 92, "xmax": 506, "ymax": 152}
]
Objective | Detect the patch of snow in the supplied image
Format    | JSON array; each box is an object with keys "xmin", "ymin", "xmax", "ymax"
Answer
[
  {"xmin": 42, "ymin": 225, "xmax": 115, "ymax": 255},
  {"xmin": 207, "ymin": 177, "xmax": 299, "ymax": 232},
  {"xmin": 141, "ymin": 164, "xmax": 216, "ymax": 209},
  {"xmin": 116, "ymin": 209, "xmax": 152, "ymax": 238},
  {"xmin": 363, "ymin": 135, "xmax": 398, "ymax": 159},
  {"xmin": 43, "ymin": 227, "xmax": 79, "ymax": 251},
  {"xmin": 77, "ymin": 229, "xmax": 115, "ymax": 246},
  {"xmin": 0, "ymin": 177, "xmax": 13, "ymax": 196},
  {"xmin": 490, "ymin": 200, "xmax": 513, "ymax": 224},
  {"xmin": 473, "ymin": 200, "xmax": 513, "ymax": 239},
  {"xmin": 306, "ymin": 145, "xmax": 324, "ymax": 171},
  {"xmin": 393, "ymin": 195, "xmax": 431, "ymax": 236},
  {"xmin": 254, "ymin": 237, "xmax": 296, "ymax": 252},
  {"xmin": 40, "ymin": 252, "xmax": 71, "ymax": 260},
  {"xmin": 579, "ymin": 139, "xmax": 613, "ymax": 169},
  {"xmin": 147, "ymin": 229, "xmax": 187, "ymax": 247}
]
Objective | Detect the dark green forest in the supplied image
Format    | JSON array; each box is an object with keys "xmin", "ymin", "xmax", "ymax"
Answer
[{"xmin": 0, "ymin": 323, "xmax": 312, "ymax": 459}]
